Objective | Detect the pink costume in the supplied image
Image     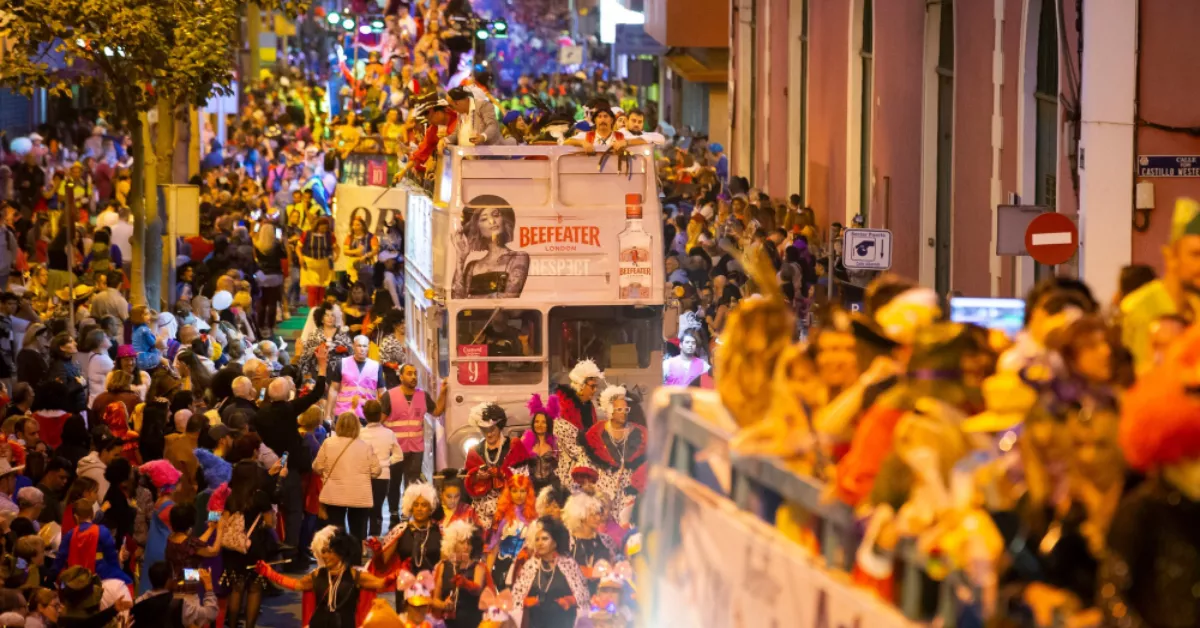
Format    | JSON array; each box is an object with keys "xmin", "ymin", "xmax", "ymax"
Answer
[
  {"xmin": 334, "ymin": 356, "xmax": 381, "ymax": 419},
  {"xmin": 662, "ymin": 355, "xmax": 709, "ymax": 387}
]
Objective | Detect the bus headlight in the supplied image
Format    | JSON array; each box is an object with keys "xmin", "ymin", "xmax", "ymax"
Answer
[{"xmin": 462, "ymin": 436, "xmax": 481, "ymax": 454}]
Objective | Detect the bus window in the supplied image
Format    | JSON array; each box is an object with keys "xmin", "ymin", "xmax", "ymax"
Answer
[
  {"xmin": 549, "ymin": 306, "xmax": 660, "ymax": 377},
  {"xmin": 455, "ymin": 309, "xmax": 543, "ymax": 386}
]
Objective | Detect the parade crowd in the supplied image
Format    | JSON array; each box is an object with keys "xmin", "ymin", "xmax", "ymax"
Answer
[{"xmin": 0, "ymin": 0, "xmax": 671, "ymax": 624}]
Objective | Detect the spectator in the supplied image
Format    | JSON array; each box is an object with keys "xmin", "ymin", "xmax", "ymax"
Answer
[
  {"xmin": 75, "ymin": 434, "xmax": 123, "ymax": 499},
  {"xmin": 359, "ymin": 399, "xmax": 403, "ymax": 537},
  {"xmin": 35, "ymin": 456, "xmax": 70, "ymax": 526},
  {"xmin": 312, "ymin": 411, "xmax": 380, "ymax": 543},
  {"xmin": 164, "ymin": 411, "xmax": 204, "ymax": 505},
  {"xmin": 80, "ymin": 328, "xmax": 115, "ymax": 406}
]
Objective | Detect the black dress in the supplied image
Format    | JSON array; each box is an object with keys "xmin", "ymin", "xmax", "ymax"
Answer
[
  {"xmin": 438, "ymin": 559, "xmax": 484, "ymax": 628},
  {"xmin": 569, "ymin": 534, "xmax": 614, "ymax": 594},
  {"xmin": 310, "ymin": 567, "xmax": 360, "ymax": 628},
  {"xmin": 391, "ymin": 523, "xmax": 442, "ymax": 608},
  {"xmin": 526, "ymin": 562, "xmax": 579, "ymax": 628}
]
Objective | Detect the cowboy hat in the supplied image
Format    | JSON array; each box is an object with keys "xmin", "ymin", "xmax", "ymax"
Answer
[{"xmin": 54, "ymin": 285, "xmax": 94, "ymax": 302}]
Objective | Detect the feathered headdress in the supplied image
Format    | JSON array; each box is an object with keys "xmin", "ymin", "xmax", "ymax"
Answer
[
  {"xmin": 569, "ymin": 359, "xmax": 604, "ymax": 388},
  {"xmin": 469, "ymin": 402, "xmax": 507, "ymax": 430},
  {"xmin": 140, "ymin": 460, "xmax": 182, "ymax": 490},
  {"xmin": 526, "ymin": 393, "xmax": 560, "ymax": 421},
  {"xmin": 206, "ymin": 483, "xmax": 231, "ymax": 513},
  {"xmin": 523, "ymin": 394, "xmax": 559, "ymax": 452}
]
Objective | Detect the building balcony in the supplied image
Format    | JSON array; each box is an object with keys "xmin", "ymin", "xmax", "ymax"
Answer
[{"xmin": 644, "ymin": 0, "xmax": 728, "ymax": 48}]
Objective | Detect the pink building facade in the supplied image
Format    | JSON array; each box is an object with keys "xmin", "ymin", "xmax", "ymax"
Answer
[{"xmin": 728, "ymin": 0, "xmax": 1189, "ymax": 302}]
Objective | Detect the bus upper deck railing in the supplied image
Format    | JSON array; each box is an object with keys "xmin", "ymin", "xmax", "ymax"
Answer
[{"xmin": 643, "ymin": 390, "xmax": 1071, "ymax": 628}]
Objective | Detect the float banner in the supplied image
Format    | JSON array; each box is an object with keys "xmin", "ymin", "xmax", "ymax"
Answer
[{"xmin": 646, "ymin": 469, "xmax": 917, "ymax": 628}]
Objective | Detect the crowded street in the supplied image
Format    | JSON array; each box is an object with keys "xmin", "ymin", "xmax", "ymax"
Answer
[{"xmin": 0, "ymin": 0, "xmax": 1197, "ymax": 627}]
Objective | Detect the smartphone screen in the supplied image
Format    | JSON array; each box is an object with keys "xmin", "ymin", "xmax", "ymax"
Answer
[
  {"xmin": 208, "ymin": 510, "xmax": 220, "ymax": 523},
  {"xmin": 183, "ymin": 568, "xmax": 200, "ymax": 582}
]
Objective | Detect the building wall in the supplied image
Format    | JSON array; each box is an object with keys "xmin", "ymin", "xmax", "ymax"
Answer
[
  {"xmin": 709, "ymin": 85, "xmax": 730, "ymax": 150},
  {"xmin": 803, "ymin": 0, "xmax": 851, "ymax": 230},
  {"xmin": 1134, "ymin": 0, "xmax": 1200, "ymax": 270},
  {"xmin": 870, "ymin": 0, "xmax": 924, "ymax": 280},
  {"xmin": 722, "ymin": 0, "xmax": 1142, "ymax": 293},
  {"xmin": 950, "ymin": 0, "xmax": 1000, "ymax": 295}
]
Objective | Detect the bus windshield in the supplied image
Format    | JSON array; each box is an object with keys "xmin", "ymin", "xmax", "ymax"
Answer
[
  {"xmin": 549, "ymin": 306, "xmax": 660, "ymax": 379},
  {"xmin": 454, "ymin": 308, "xmax": 543, "ymax": 386}
]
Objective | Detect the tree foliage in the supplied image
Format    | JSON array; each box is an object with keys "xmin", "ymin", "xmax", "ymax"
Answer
[{"xmin": 0, "ymin": 0, "xmax": 310, "ymax": 124}]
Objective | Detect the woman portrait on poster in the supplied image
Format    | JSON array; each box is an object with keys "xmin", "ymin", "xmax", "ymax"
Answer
[
  {"xmin": 344, "ymin": 208, "xmax": 377, "ymax": 288},
  {"xmin": 451, "ymin": 195, "xmax": 530, "ymax": 299},
  {"xmin": 376, "ymin": 207, "xmax": 405, "ymax": 263}
]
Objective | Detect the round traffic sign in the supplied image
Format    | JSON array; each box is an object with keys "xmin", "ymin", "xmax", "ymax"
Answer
[{"xmin": 1024, "ymin": 212, "xmax": 1078, "ymax": 266}]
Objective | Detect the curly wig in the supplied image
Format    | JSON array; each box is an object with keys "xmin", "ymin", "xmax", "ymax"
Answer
[
  {"xmin": 536, "ymin": 484, "xmax": 569, "ymax": 517},
  {"xmin": 470, "ymin": 401, "xmax": 508, "ymax": 430},
  {"xmin": 440, "ymin": 520, "xmax": 477, "ymax": 559},
  {"xmin": 562, "ymin": 492, "xmax": 604, "ymax": 536},
  {"xmin": 536, "ymin": 516, "xmax": 571, "ymax": 556},
  {"xmin": 599, "ymin": 385, "xmax": 628, "ymax": 419},
  {"xmin": 401, "ymin": 483, "xmax": 439, "ymax": 518},
  {"xmin": 494, "ymin": 474, "xmax": 538, "ymax": 524}
]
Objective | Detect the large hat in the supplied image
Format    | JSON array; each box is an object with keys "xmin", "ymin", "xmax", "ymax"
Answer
[
  {"xmin": 116, "ymin": 345, "xmax": 136, "ymax": 360},
  {"xmin": 139, "ymin": 460, "xmax": 182, "ymax": 490},
  {"xmin": 469, "ymin": 402, "xmax": 507, "ymax": 430},
  {"xmin": 568, "ymin": 359, "xmax": 604, "ymax": 387},
  {"xmin": 962, "ymin": 372, "xmax": 1038, "ymax": 433},
  {"xmin": 55, "ymin": 285, "xmax": 94, "ymax": 302},
  {"xmin": 0, "ymin": 458, "xmax": 24, "ymax": 478}
]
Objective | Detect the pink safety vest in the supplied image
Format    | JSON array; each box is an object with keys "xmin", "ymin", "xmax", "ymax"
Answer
[
  {"xmin": 385, "ymin": 386, "xmax": 427, "ymax": 453},
  {"xmin": 333, "ymin": 357, "xmax": 380, "ymax": 419}
]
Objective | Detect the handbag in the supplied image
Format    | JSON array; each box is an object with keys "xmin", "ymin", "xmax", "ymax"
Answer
[
  {"xmin": 317, "ymin": 439, "xmax": 353, "ymax": 520},
  {"xmin": 219, "ymin": 511, "xmax": 262, "ymax": 554}
]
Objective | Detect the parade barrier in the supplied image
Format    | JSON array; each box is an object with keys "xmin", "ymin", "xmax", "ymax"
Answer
[{"xmin": 642, "ymin": 390, "xmax": 998, "ymax": 628}]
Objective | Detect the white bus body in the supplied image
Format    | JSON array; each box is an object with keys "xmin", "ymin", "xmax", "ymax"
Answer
[{"xmin": 404, "ymin": 145, "xmax": 665, "ymax": 469}]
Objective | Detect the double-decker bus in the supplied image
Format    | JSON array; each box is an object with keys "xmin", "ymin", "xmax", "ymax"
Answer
[{"xmin": 402, "ymin": 145, "xmax": 664, "ymax": 468}]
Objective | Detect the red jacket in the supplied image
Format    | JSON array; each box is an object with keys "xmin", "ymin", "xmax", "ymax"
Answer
[{"xmin": 412, "ymin": 111, "xmax": 459, "ymax": 173}]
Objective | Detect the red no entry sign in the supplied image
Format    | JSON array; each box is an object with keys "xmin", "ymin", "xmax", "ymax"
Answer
[{"xmin": 1024, "ymin": 212, "xmax": 1078, "ymax": 265}]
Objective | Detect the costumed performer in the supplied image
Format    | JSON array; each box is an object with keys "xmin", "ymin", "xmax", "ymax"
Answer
[
  {"xmin": 578, "ymin": 386, "xmax": 647, "ymax": 506},
  {"xmin": 370, "ymin": 483, "xmax": 443, "ymax": 610},
  {"xmin": 510, "ymin": 516, "xmax": 591, "ymax": 628},
  {"xmin": 432, "ymin": 520, "xmax": 486, "ymax": 627},
  {"xmin": 256, "ymin": 526, "xmax": 389, "ymax": 628},
  {"xmin": 522, "ymin": 394, "xmax": 561, "ymax": 493},
  {"xmin": 552, "ymin": 359, "xmax": 604, "ymax": 486},
  {"xmin": 438, "ymin": 470, "xmax": 478, "ymax": 529},
  {"xmin": 463, "ymin": 402, "xmax": 530, "ymax": 529},
  {"xmin": 486, "ymin": 474, "xmax": 537, "ymax": 589}
]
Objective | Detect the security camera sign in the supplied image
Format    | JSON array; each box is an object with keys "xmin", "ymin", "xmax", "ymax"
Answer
[{"xmin": 842, "ymin": 228, "xmax": 893, "ymax": 270}]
